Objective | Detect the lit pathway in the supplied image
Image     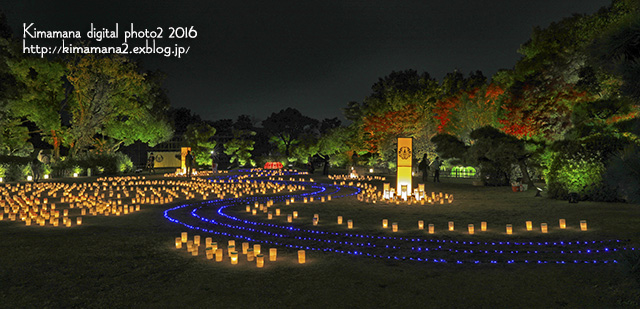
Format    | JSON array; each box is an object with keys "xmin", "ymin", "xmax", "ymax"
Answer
[{"xmin": 164, "ymin": 170, "xmax": 631, "ymax": 265}]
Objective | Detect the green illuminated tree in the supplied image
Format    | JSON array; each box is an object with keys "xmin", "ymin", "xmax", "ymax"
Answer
[
  {"xmin": 65, "ymin": 54, "xmax": 172, "ymax": 156},
  {"xmin": 224, "ymin": 130, "xmax": 256, "ymax": 167},
  {"xmin": 7, "ymin": 57, "xmax": 66, "ymax": 158},
  {"xmin": 184, "ymin": 122, "xmax": 216, "ymax": 167},
  {"xmin": 0, "ymin": 14, "xmax": 32, "ymax": 157},
  {"xmin": 0, "ymin": 117, "xmax": 32, "ymax": 156}
]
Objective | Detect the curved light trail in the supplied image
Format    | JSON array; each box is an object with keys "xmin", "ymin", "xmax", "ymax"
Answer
[{"xmin": 164, "ymin": 170, "xmax": 632, "ymax": 265}]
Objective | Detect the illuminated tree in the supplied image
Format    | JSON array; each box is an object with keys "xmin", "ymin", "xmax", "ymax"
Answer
[
  {"xmin": 316, "ymin": 126, "xmax": 351, "ymax": 164},
  {"xmin": 7, "ymin": 57, "xmax": 68, "ymax": 159},
  {"xmin": 184, "ymin": 123, "xmax": 216, "ymax": 167},
  {"xmin": 0, "ymin": 16, "xmax": 33, "ymax": 157},
  {"xmin": 224, "ymin": 130, "xmax": 256, "ymax": 167},
  {"xmin": 498, "ymin": 81, "xmax": 593, "ymax": 139},
  {"xmin": 362, "ymin": 103, "xmax": 429, "ymax": 153},
  {"xmin": 0, "ymin": 117, "xmax": 31, "ymax": 156},
  {"xmin": 65, "ymin": 54, "xmax": 172, "ymax": 156},
  {"xmin": 349, "ymin": 70, "xmax": 441, "ymax": 163},
  {"xmin": 498, "ymin": 0, "xmax": 638, "ymax": 140}
]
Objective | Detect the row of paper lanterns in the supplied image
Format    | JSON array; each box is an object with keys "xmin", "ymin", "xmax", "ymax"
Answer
[
  {"xmin": 378, "ymin": 219, "xmax": 588, "ymax": 234},
  {"xmin": 176, "ymin": 233, "xmax": 306, "ymax": 266}
]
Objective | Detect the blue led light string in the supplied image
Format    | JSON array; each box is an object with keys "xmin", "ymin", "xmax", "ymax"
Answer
[
  {"xmin": 164, "ymin": 170, "xmax": 628, "ymax": 264},
  {"xmin": 209, "ymin": 171, "xmax": 624, "ymax": 249},
  {"xmin": 169, "ymin": 197, "xmax": 626, "ymax": 265},
  {"xmin": 167, "ymin": 199, "xmax": 624, "ymax": 265}
]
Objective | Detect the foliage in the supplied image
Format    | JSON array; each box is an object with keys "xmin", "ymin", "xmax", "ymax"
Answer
[
  {"xmin": 115, "ymin": 152, "xmax": 134, "ymax": 173},
  {"xmin": 262, "ymin": 108, "xmax": 318, "ymax": 157},
  {"xmin": 495, "ymin": 1, "xmax": 638, "ymax": 141},
  {"xmin": 345, "ymin": 70, "xmax": 440, "ymax": 157},
  {"xmin": 317, "ymin": 127, "xmax": 350, "ymax": 158},
  {"xmin": 289, "ymin": 133, "xmax": 319, "ymax": 165},
  {"xmin": 184, "ymin": 122, "xmax": 217, "ymax": 167},
  {"xmin": 0, "ymin": 154, "xmax": 30, "ymax": 181},
  {"xmin": 0, "ymin": 117, "xmax": 32, "ymax": 156},
  {"xmin": 433, "ymin": 73, "xmax": 499, "ymax": 142},
  {"xmin": 4, "ymin": 163, "xmax": 30, "ymax": 181},
  {"xmin": 7, "ymin": 57, "xmax": 66, "ymax": 146},
  {"xmin": 589, "ymin": 5, "xmax": 640, "ymax": 102},
  {"xmin": 50, "ymin": 152, "xmax": 134, "ymax": 176},
  {"xmin": 224, "ymin": 130, "xmax": 256, "ymax": 167},
  {"xmin": 547, "ymin": 147, "xmax": 606, "ymax": 200},
  {"xmin": 498, "ymin": 81, "xmax": 593, "ymax": 139},
  {"xmin": 362, "ymin": 103, "xmax": 429, "ymax": 153},
  {"xmin": 65, "ymin": 54, "xmax": 173, "ymax": 155},
  {"xmin": 4, "ymin": 52, "xmax": 173, "ymax": 160},
  {"xmin": 546, "ymin": 133, "xmax": 629, "ymax": 201},
  {"xmin": 432, "ymin": 127, "xmax": 535, "ymax": 186},
  {"xmin": 468, "ymin": 127, "xmax": 531, "ymax": 185},
  {"xmin": 430, "ymin": 134, "xmax": 468, "ymax": 161},
  {"xmin": 604, "ymin": 144, "xmax": 640, "ymax": 203}
]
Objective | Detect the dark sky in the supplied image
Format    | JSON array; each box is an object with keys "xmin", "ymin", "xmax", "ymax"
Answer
[{"xmin": 4, "ymin": 0, "xmax": 610, "ymax": 123}]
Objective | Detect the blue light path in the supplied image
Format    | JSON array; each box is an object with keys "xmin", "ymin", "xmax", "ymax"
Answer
[{"xmin": 164, "ymin": 170, "xmax": 631, "ymax": 265}]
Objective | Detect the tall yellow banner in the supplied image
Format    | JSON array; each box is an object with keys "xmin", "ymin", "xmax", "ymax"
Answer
[
  {"xmin": 397, "ymin": 138, "xmax": 412, "ymax": 198},
  {"xmin": 181, "ymin": 147, "xmax": 192, "ymax": 172}
]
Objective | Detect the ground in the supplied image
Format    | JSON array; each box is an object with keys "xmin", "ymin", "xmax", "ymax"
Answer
[{"xmin": 1, "ymin": 170, "xmax": 639, "ymax": 308}]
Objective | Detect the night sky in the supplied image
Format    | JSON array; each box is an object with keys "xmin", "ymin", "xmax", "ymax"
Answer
[{"xmin": 4, "ymin": 0, "xmax": 610, "ymax": 123}]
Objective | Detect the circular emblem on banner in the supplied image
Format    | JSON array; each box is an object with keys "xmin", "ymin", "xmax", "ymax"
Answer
[
  {"xmin": 155, "ymin": 154, "xmax": 164, "ymax": 162},
  {"xmin": 398, "ymin": 146, "xmax": 412, "ymax": 160}
]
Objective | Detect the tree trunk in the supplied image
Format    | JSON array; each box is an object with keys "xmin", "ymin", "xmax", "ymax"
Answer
[
  {"xmin": 518, "ymin": 159, "xmax": 535, "ymax": 187},
  {"xmin": 51, "ymin": 130, "xmax": 60, "ymax": 162}
]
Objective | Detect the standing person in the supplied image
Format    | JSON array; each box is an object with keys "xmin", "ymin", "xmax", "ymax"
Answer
[
  {"xmin": 322, "ymin": 156, "xmax": 330, "ymax": 176},
  {"xmin": 147, "ymin": 152, "xmax": 156, "ymax": 174},
  {"xmin": 30, "ymin": 152, "xmax": 42, "ymax": 183},
  {"xmin": 432, "ymin": 156, "xmax": 442, "ymax": 183},
  {"xmin": 418, "ymin": 154, "xmax": 429, "ymax": 182},
  {"xmin": 185, "ymin": 150, "xmax": 194, "ymax": 177},
  {"xmin": 351, "ymin": 152, "xmax": 359, "ymax": 167},
  {"xmin": 307, "ymin": 157, "xmax": 315, "ymax": 174},
  {"xmin": 210, "ymin": 151, "xmax": 218, "ymax": 174}
]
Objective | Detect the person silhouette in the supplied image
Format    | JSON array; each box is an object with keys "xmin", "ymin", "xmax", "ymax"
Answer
[
  {"xmin": 185, "ymin": 151, "xmax": 194, "ymax": 177},
  {"xmin": 432, "ymin": 156, "xmax": 442, "ymax": 183}
]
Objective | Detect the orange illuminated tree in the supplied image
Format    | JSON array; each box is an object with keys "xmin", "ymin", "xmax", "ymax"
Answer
[
  {"xmin": 434, "ymin": 83, "xmax": 504, "ymax": 142},
  {"xmin": 361, "ymin": 104, "xmax": 429, "ymax": 153},
  {"xmin": 498, "ymin": 82, "xmax": 592, "ymax": 140}
]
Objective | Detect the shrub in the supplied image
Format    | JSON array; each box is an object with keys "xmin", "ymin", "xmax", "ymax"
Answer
[
  {"xmin": 51, "ymin": 152, "xmax": 134, "ymax": 177},
  {"xmin": 51, "ymin": 157, "xmax": 72, "ymax": 177},
  {"xmin": 0, "ymin": 155, "xmax": 31, "ymax": 181},
  {"xmin": 3, "ymin": 163, "xmax": 29, "ymax": 181},
  {"xmin": 328, "ymin": 153, "xmax": 349, "ymax": 169},
  {"xmin": 42, "ymin": 163, "xmax": 52, "ymax": 176},
  {"xmin": 546, "ymin": 134, "xmax": 628, "ymax": 201},
  {"xmin": 604, "ymin": 145, "xmax": 640, "ymax": 203},
  {"xmin": 547, "ymin": 149, "xmax": 606, "ymax": 200},
  {"xmin": 115, "ymin": 153, "xmax": 133, "ymax": 173}
]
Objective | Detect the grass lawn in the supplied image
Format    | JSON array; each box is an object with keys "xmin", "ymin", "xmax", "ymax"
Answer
[{"xmin": 1, "ymin": 172, "xmax": 639, "ymax": 308}]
